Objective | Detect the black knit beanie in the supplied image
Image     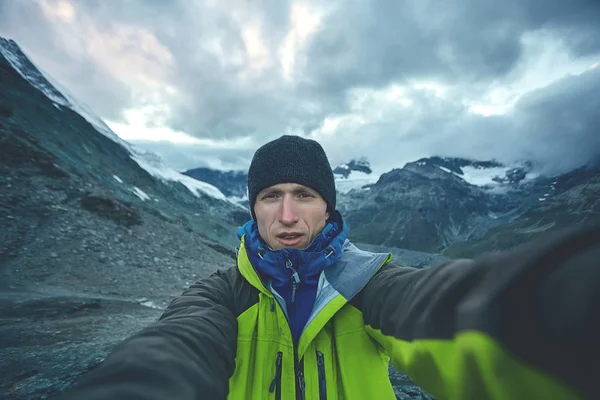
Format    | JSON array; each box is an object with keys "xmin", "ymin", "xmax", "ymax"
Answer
[{"xmin": 248, "ymin": 135, "xmax": 336, "ymax": 220}]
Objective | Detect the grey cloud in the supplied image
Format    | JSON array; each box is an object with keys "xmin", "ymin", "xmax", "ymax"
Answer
[
  {"xmin": 305, "ymin": 0, "xmax": 600, "ymax": 98},
  {"xmin": 511, "ymin": 67, "xmax": 600, "ymax": 174},
  {"xmin": 1, "ymin": 0, "xmax": 598, "ymax": 175},
  {"xmin": 319, "ymin": 68, "xmax": 600, "ymax": 177},
  {"xmin": 66, "ymin": 0, "xmax": 301, "ymax": 140},
  {"xmin": 434, "ymin": 68, "xmax": 600, "ymax": 175}
]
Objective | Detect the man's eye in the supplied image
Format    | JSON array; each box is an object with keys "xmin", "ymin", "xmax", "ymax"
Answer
[
  {"xmin": 261, "ymin": 193, "xmax": 278, "ymax": 200},
  {"xmin": 298, "ymin": 192, "xmax": 315, "ymax": 198}
]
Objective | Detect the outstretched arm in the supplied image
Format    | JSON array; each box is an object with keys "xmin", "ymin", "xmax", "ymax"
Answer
[
  {"xmin": 57, "ymin": 268, "xmax": 238, "ymax": 400},
  {"xmin": 359, "ymin": 225, "xmax": 599, "ymax": 400}
]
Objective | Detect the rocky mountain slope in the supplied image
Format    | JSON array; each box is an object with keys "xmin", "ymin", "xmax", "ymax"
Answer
[
  {"xmin": 338, "ymin": 156, "xmax": 600, "ymax": 256},
  {"xmin": 0, "ymin": 39, "xmax": 245, "ymax": 399},
  {"xmin": 444, "ymin": 166, "xmax": 600, "ymax": 257}
]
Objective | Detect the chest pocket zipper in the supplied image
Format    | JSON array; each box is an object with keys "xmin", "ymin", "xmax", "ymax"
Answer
[
  {"xmin": 317, "ymin": 351, "xmax": 327, "ymax": 400},
  {"xmin": 269, "ymin": 352, "xmax": 283, "ymax": 399}
]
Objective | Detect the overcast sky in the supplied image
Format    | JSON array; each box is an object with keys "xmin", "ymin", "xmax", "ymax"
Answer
[{"xmin": 1, "ymin": 0, "xmax": 599, "ymax": 175}]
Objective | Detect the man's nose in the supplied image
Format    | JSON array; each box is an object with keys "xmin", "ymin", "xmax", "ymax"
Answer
[{"xmin": 279, "ymin": 195, "xmax": 299, "ymax": 224}]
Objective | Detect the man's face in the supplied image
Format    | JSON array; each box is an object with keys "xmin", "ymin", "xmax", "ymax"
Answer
[{"xmin": 254, "ymin": 183, "xmax": 329, "ymax": 250}]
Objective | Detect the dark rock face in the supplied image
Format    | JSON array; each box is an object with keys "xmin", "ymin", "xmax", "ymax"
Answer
[
  {"xmin": 342, "ymin": 167, "xmax": 492, "ymax": 253},
  {"xmin": 79, "ymin": 195, "xmax": 143, "ymax": 227}
]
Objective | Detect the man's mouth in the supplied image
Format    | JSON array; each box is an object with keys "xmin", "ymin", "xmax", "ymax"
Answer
[{"xmin": 277, "ymin": 233, "xmax": 303, "ymax": 240}]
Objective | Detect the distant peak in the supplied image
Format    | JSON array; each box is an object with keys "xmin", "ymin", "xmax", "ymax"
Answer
[
  {"xmin": 334, "ymin": 158, "xmax": 372, "ymax": 178},
  {"xmin": 409, "ymin": 156, "xmax": 504, "ymax": 175}
]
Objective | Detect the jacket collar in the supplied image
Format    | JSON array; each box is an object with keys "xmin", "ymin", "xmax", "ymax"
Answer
[{"xmin": 237, "ymin": 211, "xmax": 348, "ymax": 288}]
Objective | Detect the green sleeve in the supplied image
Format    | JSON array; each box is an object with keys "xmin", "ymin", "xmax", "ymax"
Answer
[{"xmin": 359, "ymin": 225, "xmax": 600, "ymax": 399}]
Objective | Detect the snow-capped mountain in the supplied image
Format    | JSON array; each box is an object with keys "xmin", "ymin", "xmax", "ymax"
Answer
[
  {"xmin": 404, "ymin": 156, "xmax": 539, "ymax": 188},
  {"xmin": 0, "ymin": 37, "xmax": 248, "ymax": 247},
  {"xmin": 338, "ymin": 154, "xmax": 600, "ymax": 256},
  {"xmin": 0, "ymin": 38, "xmax": 230, "ymax": 204}
]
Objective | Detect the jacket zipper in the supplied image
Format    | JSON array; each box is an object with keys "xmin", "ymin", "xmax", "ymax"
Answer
[
  {"xmin": 286, "ymin": 258, "xmax": 305, "ymax": 400},
  {"xmin": 269, "ymin": 352, "xmax": 283, "ymax": 399},
  {"xmin": 285, "ymin": 259, "xmax": 301, "ymax": 311},
  {"xmin": 317, "ymin": 351, "xmax": 327, "ymax": 400},
  {"xmin": 254, "ymin": 272, "xmax": 298, "ymax": 400}
]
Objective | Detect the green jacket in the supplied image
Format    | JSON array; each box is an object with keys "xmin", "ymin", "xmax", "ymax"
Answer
[{"xmin": 58, "ymin": 225, "xmax": 599, "ymax": 399}]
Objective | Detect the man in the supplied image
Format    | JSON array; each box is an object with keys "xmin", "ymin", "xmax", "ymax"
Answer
[{"xmin": 59, "ymin": 135, "xmax": 598, "ymax": 399}]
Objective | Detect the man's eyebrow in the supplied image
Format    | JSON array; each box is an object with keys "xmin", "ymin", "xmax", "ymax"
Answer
[
  {"xmin": 292, "ymin": 186, "xmax": 314, "ymax": 194},
  {"xmin": 258, "ymin": 186, "xmax": 315, "ymax": 196},
  {"xmin": 259, "ymin": 188, "xmax": 283, "ymax": 196}
]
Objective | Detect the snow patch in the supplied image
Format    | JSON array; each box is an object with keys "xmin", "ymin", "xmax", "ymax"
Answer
[
  {"xmin": 438, "ymin": 166, "xmax": 452, "ymax": 174},
  {"xmin": 130, "ymin": 151, "xmax": 230, "ymax": 201},
  {"xmin": 112, "ymin": 175, "xmax": 123, "ymax": 183},
  {"xmin": 460, "ymin": 166, "xmax": 511, "ymax": 186},
  {"xmin": 131, "ymin": 187, "xmax": 150, "ymax": 201},
  {"xmin": 335, "ymin": 170, "xmax": 382, "ymax": 194}
]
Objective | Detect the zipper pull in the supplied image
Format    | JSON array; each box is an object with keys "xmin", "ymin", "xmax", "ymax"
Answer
[
  {"xmin": 317, "ymin": 351, "xmax": 327, "ymax": 399},
  {"xmin": 285, "ymin": 259, "xmax": 301, "ymax": 285},
  {"xmin": 298, "ymin": 370, "xmax": 306, "ymax": 400},
  {"xmin": 286, "ymin": 259, "xmax": 301, "ymax": 306},
  {"xmin": 269, "ymin": 352, "xmax": 282, "ymax": 393}
]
